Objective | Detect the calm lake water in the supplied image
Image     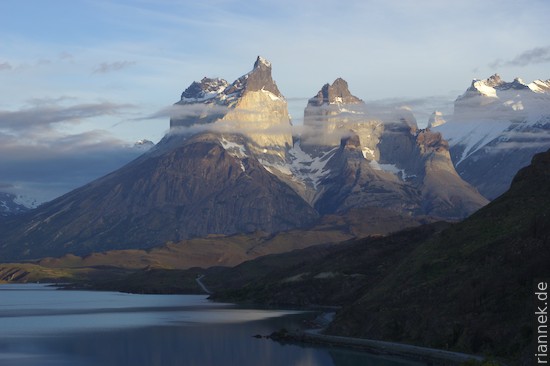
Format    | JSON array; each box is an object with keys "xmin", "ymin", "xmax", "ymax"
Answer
[{"xmin": 0, "ymin": 284, "xmax": 424, "ymax": 366}]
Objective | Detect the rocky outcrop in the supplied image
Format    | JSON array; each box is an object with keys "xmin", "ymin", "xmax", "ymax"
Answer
[
  {"xmin": 299, "ymin": 79, "xmax": 487, "ymax": 219},
  {"xmin": 170, "ymin": 56, "xmax": 292, "ymax": 158},
  {"xmin": 427, "ymin": 111, "xmax": 445, "ymax": 128}
]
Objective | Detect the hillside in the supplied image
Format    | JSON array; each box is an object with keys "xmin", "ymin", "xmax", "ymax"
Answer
[{"xmin": 207, "ymin": 148, "xmax": 550, "ymax": 364}]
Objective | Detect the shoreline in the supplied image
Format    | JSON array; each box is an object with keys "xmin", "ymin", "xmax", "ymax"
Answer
[{"xmin": 270, "ymin": 327, "xmax": 485, "ymax": 366}]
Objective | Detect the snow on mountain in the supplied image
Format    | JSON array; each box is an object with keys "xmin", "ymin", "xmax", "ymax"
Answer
[
  {"xmin": 0, "ymin": 192, "xmax": 36, "ymax": 216},
  {"xmin": 427, "ymin": 111, "xmax": 446, "ymax": 128},
  {"xmin": 170, "ymin": 56, "xmax": 292, "ymax": 157},
  {"xmin": 133, "ymin": 139, "xmax": 155, "ymax": 150},
  {"xmin": 435, "ymin": 74, "xmax": 550, "ymax": 199},
  {"xmin": 529, "ymin": 79, "xmax": 550, "ymax": 93},
  {"xmin": 287, "ymin": 141, "xmax": 337, "ymax": 190}
]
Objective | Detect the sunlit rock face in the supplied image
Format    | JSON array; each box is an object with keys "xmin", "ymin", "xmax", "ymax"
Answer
[
  {"xmin": 170, "ymin": 56, "xmax": 292, "ymax": 161},
  {"xmin": 302, "ymin": 78, "xmax": 384, "ymax": 162},
  {"xmin": 297, "ymin": 79, "xmax": 488, "ymax": 219}
]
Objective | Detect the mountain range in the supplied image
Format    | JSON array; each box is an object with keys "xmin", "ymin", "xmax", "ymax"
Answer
[
  {"xmin": 0, "ymin": 57, "xmax": 489, "ymax": 261},
  {"xmin": 1, "ymin": 57, "xmax": 548, "ymax": 365},
  {"xmin": 205, "ymin": 147, "xmax": 550, "ymax": 364},
  {"xmin": 434, "ymin": 74, "xmax": 550, "ymax": 199}
]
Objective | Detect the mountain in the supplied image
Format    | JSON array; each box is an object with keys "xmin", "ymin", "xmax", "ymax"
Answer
[
  {"xmin": 207, "ymin": 148, "xmax": 550, "ymax": 364},
  {"xmin": 297, "ymin": 79, "xmax": 488, "ymax": 218},
  {"xmin": 0, "ymin": 192, "xmax": 33, "ymax": 217},
  {"xmin": 170, "ymin": 56, "xmax": 292, "ymax": 163},
  {"xmin": 133, "ymin": 139, "xmax": 155, "ymax": 150},
  {"xmin": 0, "ymin": 58, "xmax": 487, "ymax": 262},
  {"xmin": 435, "ymin": 74, "xmax": 550, "ymax": 199},
  {"xmin": 0, "ymin": 57, "xmax": 317, "ymax": 261}
]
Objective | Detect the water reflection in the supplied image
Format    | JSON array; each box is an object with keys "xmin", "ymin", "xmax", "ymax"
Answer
[{"xmin": 0, "ymin": 284, "xmax": 424, "ymax": 366}]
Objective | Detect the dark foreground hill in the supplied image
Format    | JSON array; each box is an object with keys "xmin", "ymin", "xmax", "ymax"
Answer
[{"xmin": 206, "ymin": 148, "xmax": 550, "ymax": 364}]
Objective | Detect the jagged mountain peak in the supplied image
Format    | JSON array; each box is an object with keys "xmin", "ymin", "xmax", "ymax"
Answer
[
  {"xmin": 170, "ymin": 57, "xmax": 292, "ymax": 158},
  {"xmin": 254, "ymin": 55, "xmax": 272, "ymax": 69},
  {"xmin": 180, "ymin": 77, "xmax": 229, "ymax": 103},
  {"xmin": 175, "ymin": 56, "xmax": 282, "ymax": 110},
  {"xmin": 427, "ymin": 110, "xmax": 446, "ymax": 128},
  {"xmin": 495, "ymin": 77, "xmax": 530, "ymax": 91},
  {"xmin": 309, "ymin": 78, "xmax": 363, "ymax": 106},
  {"xmin": 226, "ymin": 55, "xmax": 282, "ymax": 98},
  {"xmin": 485, "ymin": 73, "xmax": 503, "ymax": 87},
  {"xmin": 462, "ymin": 74, "xmax": 544, "ymax": 100}
]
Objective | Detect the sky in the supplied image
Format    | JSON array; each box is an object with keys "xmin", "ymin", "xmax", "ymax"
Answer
[{"xmin": 1, "ymin": 0, "xmax": 550, "ymax": 204}]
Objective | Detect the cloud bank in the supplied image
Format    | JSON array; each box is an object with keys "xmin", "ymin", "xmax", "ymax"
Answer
[
  {"xmin": 490, "ymin": 46, "xmax": 550, "ymax": 68},
  {"xmin": 0, "ymin": 101, "xmax": 145, "ymax": 204}
]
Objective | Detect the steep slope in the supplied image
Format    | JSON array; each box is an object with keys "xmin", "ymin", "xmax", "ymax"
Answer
[
  {"xmin": 297, "ymin": 79, "xmax": 488, "ymax": 219},
  {"xmin": 0, "ymin": 133, "xmax": 317, "ymax": 261},
  {"xmin": 435, "ymin": 74, "xmax": 550, "ymax": 199},
  {"xmin": 208, "ymin": 148, "xmax": 550, "ymax": 363},
  {"xmin": 328, "ymin": 148, "xmax": 550, "ymax": 362}
]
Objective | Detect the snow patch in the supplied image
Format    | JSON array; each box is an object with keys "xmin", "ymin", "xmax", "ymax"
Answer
[
  {"xmin": 220, "ymin": 137, "xmax": 247, "ymax": 158},
  {"xmin": 369, "ymin": 160, "xmax": 408, "ymax": 179},
  {"xmin": 257, "ymin": 56, "xmax": 271, "ymax": 68},
  {"xmin": 472, "ymin": 80, "xmax": 498, "ymax": 98},
  {"xmin": 261, "ymin": 88, "xmax": 281, "ymax": 101},
  {"xmin": 13, "ymin": 194, "xmax": 40, "ymax": 209},
  {"xmin": 361, "ymin": 147, "xmax": 375, "ymax": 159},
  {"xmin": 287, "ymin": 142, "xmax": 336, "ymax": 189}
]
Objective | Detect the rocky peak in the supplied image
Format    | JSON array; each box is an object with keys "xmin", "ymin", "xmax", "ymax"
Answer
[
  {"xmin": 340, "ymin": 133, "xmax": 362, "ymax": 151},
  {"xmin": 224, "ymin": 56, "xmax": 282, "ymax": 98},
  {"xmin": 427, "ymin": 111, "xmax": 446, "ymax": 128},
  {"xmin": 171, "ymin": 57, "xmax": 289, "ymax": 132},
  {"xmin": 416, "ymin": 129, "xmax": 449, "ymax": 154},
  {"xmin": 180, "ymin": 77, "xmax": 229, "ymax": 103},
  {"xmin": 496, "ymin": 77, "xmax": 530, "ymax": 91},
  {"xmin": 485, "ymin": 73, "xmax": 503, "ymax": 87},
  {"xmin": 308, "ymin": 78, "xmax": 362, "ymax": 106}
]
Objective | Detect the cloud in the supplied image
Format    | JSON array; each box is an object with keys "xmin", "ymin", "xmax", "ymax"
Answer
[
  {"xmin": 25, "ymin": 96, "xmax": 79, "ymax": 107},
  {"xmin": 93, "ymin": 61, "xmax": 136, "ymax": 74},
  {"xmin": 141, "ymin": 103, "xmax": 230, "ymax": 121},
  {"xmin": 490, "ymin": 46, "xmax": 550, "ymax": 68},
  {"xmin": 0, "ymin": 62, "xmax": 12, "ymax": 71},
  {"xmin": 0, "ymin": 129, "xmax": 147, "ymax": 203},
  {"xmin": 0, "ymin": 99, "xmax": 143, "ymax": 203},
  {"xmin": 0, "ymin": 102, "xmax": 135, "ymax": 133}
]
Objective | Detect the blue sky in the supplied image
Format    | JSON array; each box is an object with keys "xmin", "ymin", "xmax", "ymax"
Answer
[{"xmin": 1, "ymin": 0, "xmax": 550, "ymax": 202}]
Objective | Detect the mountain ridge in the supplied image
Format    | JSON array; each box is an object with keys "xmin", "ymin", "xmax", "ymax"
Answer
[{"xmin": 0, "ymin": 57, "xmax": 489, "ymax": 261}]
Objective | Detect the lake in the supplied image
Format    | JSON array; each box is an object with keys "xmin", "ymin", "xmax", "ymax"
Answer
[{"xmin": 0, "ymin": 284, "xmax": 424, "ymax": 366}]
